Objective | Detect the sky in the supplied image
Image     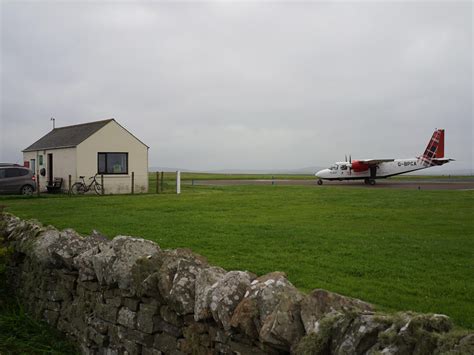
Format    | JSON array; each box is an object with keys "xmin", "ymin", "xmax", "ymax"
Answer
[{"xmin": 1, "ymin": 0, "xmax": 472, "ymax": 173}]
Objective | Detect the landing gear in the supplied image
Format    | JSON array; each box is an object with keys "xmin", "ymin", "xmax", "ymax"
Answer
[
  {"xmin": 317, "ymin": 179, "xmax": 323, "ymax": 185},
  {"xmin": 364, "ymin": 178, "xmax": 376, "ymax": 185}
]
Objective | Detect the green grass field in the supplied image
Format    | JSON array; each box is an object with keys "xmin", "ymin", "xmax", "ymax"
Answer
[{"xmin": 1, "ymin": 183, "xmax": 473, "ymax": 330}]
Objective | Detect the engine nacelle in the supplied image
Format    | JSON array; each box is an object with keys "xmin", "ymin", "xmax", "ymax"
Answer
[{"xmin": 350, "ymin": 160, "xmax": 369, "ymax": 172}]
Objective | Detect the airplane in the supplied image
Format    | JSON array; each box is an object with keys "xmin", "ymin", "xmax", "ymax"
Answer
[{"xmin": 315, "ymin": 129, "xmax": 454, "ymax": 185}]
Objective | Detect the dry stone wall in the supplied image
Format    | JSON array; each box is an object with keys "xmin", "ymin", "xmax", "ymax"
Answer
[{"xmin": 1, "ymin": 213, "xmax": 472, "ymax": 355}]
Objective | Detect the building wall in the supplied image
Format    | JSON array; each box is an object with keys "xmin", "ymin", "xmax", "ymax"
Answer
[
  {"xmin": 76, "ymin": 121, "xmax": 148, "ymax": 194},
  {"xmin": 23, "ymin": 148, "xmax": 77, "ymax": 192}
]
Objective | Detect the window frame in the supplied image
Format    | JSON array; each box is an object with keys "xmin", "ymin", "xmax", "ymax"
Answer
[{"xmin": 97, "ymin": 152, "xmax": 129, "ymax": 175}]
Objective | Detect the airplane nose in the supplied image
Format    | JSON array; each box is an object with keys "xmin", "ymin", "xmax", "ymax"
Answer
[{"xmin": 316, "ymin": 169, "xmax": 330, "ymax": 178}]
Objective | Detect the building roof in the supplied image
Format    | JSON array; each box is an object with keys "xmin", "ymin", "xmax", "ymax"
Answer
[{"xmin": 23, "ymin": 119, "xmax": 115, "ymax": 152}]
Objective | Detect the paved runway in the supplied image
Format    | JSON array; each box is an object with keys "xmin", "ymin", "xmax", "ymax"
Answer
[{"xmin": 192, "ymin": 178, "xmax": 474, "ymax": 190}]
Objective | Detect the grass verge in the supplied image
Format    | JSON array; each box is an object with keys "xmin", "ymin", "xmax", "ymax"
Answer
[{"xmin": 1, "ymin": 183, "xmax": 472, "ymax": 329}]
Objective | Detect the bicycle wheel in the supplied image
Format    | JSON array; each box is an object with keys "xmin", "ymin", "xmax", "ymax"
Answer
[
  {"xmin": 71, "ymin": 182, "xmax": 86, "ymax": 195},
  {"xmin": 94, "ymin": 182, "xmax": 102, "ymax": 195}
]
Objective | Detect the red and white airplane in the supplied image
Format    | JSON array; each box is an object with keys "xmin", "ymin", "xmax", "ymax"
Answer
[{"xmin": 315, "ymin": 129, "xmax": 454, "ymax": 185}]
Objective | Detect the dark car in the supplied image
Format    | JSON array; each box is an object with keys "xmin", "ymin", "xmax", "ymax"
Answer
[{"xmin": 0, "ymin": 165, "xmax": 36, "ymax": 195}]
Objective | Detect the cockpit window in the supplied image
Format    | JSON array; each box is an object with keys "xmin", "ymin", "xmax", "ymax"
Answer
[
  {"xmin": 340, "ymin": 165, "xmax": 347, "ymax": 170},
  {"xmin": 329, "ymin": 165, "xmax": 338, "ymax": 170}
]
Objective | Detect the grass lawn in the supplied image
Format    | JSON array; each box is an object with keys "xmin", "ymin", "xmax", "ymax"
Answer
[{"xmin": 1, "ymin": 183, "xmax": 473, "ymax": 329}]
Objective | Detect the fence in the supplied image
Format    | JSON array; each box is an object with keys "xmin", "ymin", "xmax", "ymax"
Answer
[{"xmin": 32, "ymin": 171, "xmax": 182, "ymax": 196}]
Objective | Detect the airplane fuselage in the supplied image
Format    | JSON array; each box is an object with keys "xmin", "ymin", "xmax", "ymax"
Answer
[{"xmin": 316, "ymin": 158, "xmax": 425, "ymax": 181}]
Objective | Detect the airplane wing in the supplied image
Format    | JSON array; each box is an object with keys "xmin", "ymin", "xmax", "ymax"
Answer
[{"xmin": 357, "ymin": 159, "xmax": 395, "ymax": 165}]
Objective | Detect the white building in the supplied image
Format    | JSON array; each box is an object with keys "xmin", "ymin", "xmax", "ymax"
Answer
[{"xmin": 23, "ymin": 119, "xmax": 149, "ymax": 194}]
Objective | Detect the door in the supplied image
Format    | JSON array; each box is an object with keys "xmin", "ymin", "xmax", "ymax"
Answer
[
  {"xmin": 47, "ymin": 154, "xmax": 53, "ymax": 185},
  {"xmin": 30, "ymin": 159, "xmax": 36, "ymax": 175}
]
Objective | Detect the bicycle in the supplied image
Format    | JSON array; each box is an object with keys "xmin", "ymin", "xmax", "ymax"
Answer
[{"xmin": 70, "ymin": 174, "xmax": 103, "ymax": 195}]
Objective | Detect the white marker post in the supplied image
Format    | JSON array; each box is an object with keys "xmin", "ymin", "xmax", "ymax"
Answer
[{"xmin": 176, "ymin": 171, "xmax": 181, "ymax": 194}]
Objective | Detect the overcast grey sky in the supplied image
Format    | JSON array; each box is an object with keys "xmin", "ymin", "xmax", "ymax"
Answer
[{"xmin": 1, "ymin": 1, "xmax": 472, "ymax": 172}]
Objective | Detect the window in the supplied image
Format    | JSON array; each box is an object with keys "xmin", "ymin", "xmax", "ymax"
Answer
[
  {"xmin": 0, "ymin": 169, "xmax": 4, "ymax": 179},
  {"xmin": 340, "ymin": 165, "xmax": 348, "ymax": 170},
  {"xmin": 39, "ymin": 155, "xmax": 43, "ymax": 165},
  {"xmin": 98, "ymin": 153, "xmax": 128, "ymax": 174},
  {"xmin": 4, "ymin": 168, "xmax": 29, "ymax": 178}
]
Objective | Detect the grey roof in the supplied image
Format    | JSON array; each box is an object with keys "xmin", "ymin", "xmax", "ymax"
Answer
[{"xmin": 23, "ymin": 119, "xmax": 114, "ymax": 152}]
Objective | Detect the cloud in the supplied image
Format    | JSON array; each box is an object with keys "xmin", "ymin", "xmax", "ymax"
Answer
[{"xmin": 1, "ymin": 1, "xmax": 471, "ymax": 172}]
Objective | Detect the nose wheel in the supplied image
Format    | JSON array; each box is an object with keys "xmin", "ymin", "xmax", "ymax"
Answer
[{"xmin": 317, "ymin": 179, "xmax": 323, "ymax": 185}]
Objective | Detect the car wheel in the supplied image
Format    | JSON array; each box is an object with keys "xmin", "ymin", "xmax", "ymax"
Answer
[{"xmin": 20, "ymin": 185, "xmax": 34, "ymax": 196}]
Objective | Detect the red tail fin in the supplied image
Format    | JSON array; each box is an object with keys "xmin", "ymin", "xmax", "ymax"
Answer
[
  {"xmin": 421, "ymin": 129, "xmax": 444, "ymax": 165},
  {"xmin": 436, "ymin": 129, "xmax": 445, "ymax": 158}
]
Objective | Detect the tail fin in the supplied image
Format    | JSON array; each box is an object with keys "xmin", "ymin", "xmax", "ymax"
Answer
[
  {"xmin": 421, "ymin": 129, "xmax": 445, "ymax": 165},
  {"xmin": 436, "ymin": 129, "xmax": 444, "ymax": 158}
]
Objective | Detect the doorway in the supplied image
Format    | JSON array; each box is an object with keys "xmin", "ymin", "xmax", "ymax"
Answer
[{"xmin": 47, "ymin": 154, "xmax": 53, "ymax": 185}]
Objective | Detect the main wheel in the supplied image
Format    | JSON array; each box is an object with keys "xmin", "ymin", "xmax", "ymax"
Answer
[
  {"xmin": 71, "ymin": 182, "xmax": 86, "ymax": 194},
  {"xmin": 317, "ymin": 179, "xmax": 323, "ymax": 185},
  {"xmin": 369, "ymin": 179, "xmax": 376, "ymax": 185},
  {"xmin": 94, "ymin": 183, "xmax": 102, "ymax": 195},
  {"xmin": 20, "ymin": 185, "xmax": 34, "ymax": 196},
  {"xmin": 364, "ymin": 178, "xmax": 370, "ymax": 185}
]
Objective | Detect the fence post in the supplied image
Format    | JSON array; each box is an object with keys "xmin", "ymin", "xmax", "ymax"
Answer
[
  {"xmin": 101, "ymin": 174, "xmax": 104, "ymax": 195},
  {"xmin": 131, "ymin": 172, "xmax": 135, "ymax": 194},
  {"xmin": 176, "ymin": 171, "xmax": 181, "ymax": 194},
  {"xmin": 36, "ymin": 173, "xmax": 40, "ymax": 197},
  {"xmin": 68, "ymin": 175, "xmax": 72, "ymax": 195},
  {"xmin": 156, "ymin": 172, "xmax": 159, "ymax": 194},
  {"xmin": 160, "ymin": 172, "xmax": 164, "ymax": 193}
]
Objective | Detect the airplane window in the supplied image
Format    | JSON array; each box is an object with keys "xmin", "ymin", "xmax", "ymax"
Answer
[{"xmin": 340, "ymin": 165, "xmax": 347, "ymax": 170}]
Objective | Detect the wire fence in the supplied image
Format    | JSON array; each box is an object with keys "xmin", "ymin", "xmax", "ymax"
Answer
[{"xmin": 32, "ymin": 171, "xmax": 183, "ymax": 196}]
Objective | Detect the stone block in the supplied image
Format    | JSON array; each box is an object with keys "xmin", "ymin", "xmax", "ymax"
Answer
[
  {"xmin": 105, "ymin": 297, "xmax": 122, "ymax": 307},
  {"xmin": 122, "ymin": 339, "xmax": 141, "ymax": 355},
  {"xmin": 210, "ymin": 270, "xmax": 255, "ymax": 331},
  {"xmin": 153, "ymin": 316, "xmax": 182, "ymax": 337},
  {"xmin": 88, "ymin": 317, "xmax": 109, "ymax": 334},
  {"xmin": 96, "ymin": 302, "xmax": 119, "ymax": 323},
  {"xmin": 140, "ymin": 301, "xmax": 160, "ymax": 314},
  {"xmin": 137, "ymin": 310, "xmax": 154, "ymax": 334},
  {"xmin": 126, "ymin": 328, "xmax": 154, "ymax": 347},
  {"xmin": 160, "ymin": 305, "xmax": 182, "ymax": 327},
  {"xmin": 142, "ymin": 348, "xmax": 163, "ymax": 355},
  {"xmin": 88, "ymin": 327, "xmax": 109, "ymax": 347},
  {"xmin": 154, "ymin": 333, "xmax": 178, "ymax": 353},
  {"xmin": 123, "ymin": 297, "xmax": 140, "ymax": 311},
  {"xmin": 117, "ymin": 307, "xmax": 137, "ymax": 329}
]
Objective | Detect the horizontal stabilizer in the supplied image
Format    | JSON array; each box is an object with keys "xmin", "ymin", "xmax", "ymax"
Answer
[{"xmin": 431, "ymin": 158, "xmax": 455, "ymax": 166}]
